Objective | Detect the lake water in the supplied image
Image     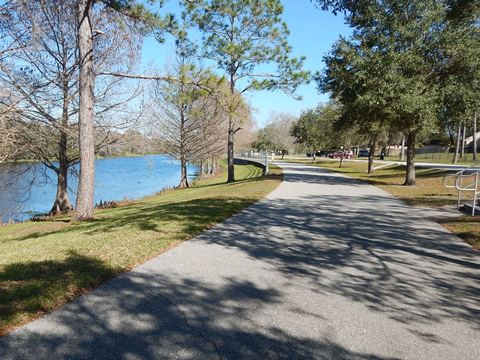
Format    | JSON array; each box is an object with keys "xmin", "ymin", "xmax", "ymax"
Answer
[{"xmin": 0, "ymin": 154, "xmax": 198, "ymax": 222}]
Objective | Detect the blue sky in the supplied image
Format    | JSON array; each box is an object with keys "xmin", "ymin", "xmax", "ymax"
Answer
[{"xmin": 140, "ymin": 1, "xmax": 352, "ymax": 127}]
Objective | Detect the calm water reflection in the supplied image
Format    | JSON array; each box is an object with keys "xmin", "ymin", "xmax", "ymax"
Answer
[{"xmin": 0, "ymin": 154, "xmax": 198, "ymax": 222}]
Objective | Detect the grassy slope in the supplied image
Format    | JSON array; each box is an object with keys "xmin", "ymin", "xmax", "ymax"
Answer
[
  {"xmin": 0, "ymin": 163, "xmax": 282, "ymax": 335},
  {"xmin": 286, "ymin": 158, "xmax": 480, "ymax": 251}
]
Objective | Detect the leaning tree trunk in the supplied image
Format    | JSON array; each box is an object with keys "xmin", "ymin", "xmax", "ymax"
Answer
[
  {"xmin": 453, "ymin": 124, "xmax": 461, "ymax": 164},
  {"xmin": 460, "ymin": 120, "xmax": 466, "ymax": 159},
  {"xmin": 474, "ymin": 113, "xmax": 477, "ymax": 161},
  {"xmin": 50, "ymin": 130, "xmax": 73, "ymax": 215},
  {"xmin": 367, "ymin": 142, "xmax": 376, "ymax": 174},
  {"xmin": 404, "ymin": 131, "xmax": 416, "ymax": 186},
  {"xmin": 75, "ymin": 0, "xmax": 95, "ymax": 220}
]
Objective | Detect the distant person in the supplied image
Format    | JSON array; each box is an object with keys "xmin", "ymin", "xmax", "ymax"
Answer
[{"xmin": 380, "ymin": 151, "xmax": 385, "ymax": 160}]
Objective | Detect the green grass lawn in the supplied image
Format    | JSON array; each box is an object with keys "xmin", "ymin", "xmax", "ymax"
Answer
[
  {"xmin": 0, "ymin": 162, "xmax": 282, "ymax": 335},
  {"xmin": 286, "ymin": 158, "xmax": 480, "ymax": 251}
]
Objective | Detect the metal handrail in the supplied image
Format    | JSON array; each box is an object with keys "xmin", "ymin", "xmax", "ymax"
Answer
[
  {"xmin": 455, "ymin": 173, "xmax": 478, "ymax": 191},
  {"xmin": 444, "ymin": 167, "xmax": 474, "ymax": 187},
  {"xmin": 443, "ymin": 173, "xmax": 460, "ymax": 189},
  {"xmin": 443, "ymin": 166, "xmax": 480, "ymax": 216},
  {"xmin": 236, "ymin": 151, "xmax": 270, "ymax": 175}
]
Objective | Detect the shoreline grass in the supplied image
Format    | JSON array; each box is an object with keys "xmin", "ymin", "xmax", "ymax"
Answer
[
  {"xmin": 0, "ymin": 162, "xmax": 282, "ymax": 336},
  {"xmin": 284, "ymin": 158, "xmax": 479, "ymax": 251}
]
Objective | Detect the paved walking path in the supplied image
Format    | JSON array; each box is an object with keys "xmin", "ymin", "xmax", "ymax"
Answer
[{"xmin": 1, "ymin": 163, "xmax": 479, "ymax": 359}]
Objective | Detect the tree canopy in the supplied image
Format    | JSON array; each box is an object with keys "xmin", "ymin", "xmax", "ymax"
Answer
[
  {"xmin": 183, "ymin": 0, "xmax": 309, "ymax": 182},
  {"xmin": 315, "ymin": 0, "xmax": 478, "ymax": 184}
]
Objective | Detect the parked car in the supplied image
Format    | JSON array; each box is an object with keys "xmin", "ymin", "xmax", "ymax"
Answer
[
  {"xmin": 344, "ymin": 150, "xmax": 354, "ymax": 159},
  {"xmin": 317, "ymin": 150, "xmax": 331, "ymax": 157},
  {"xmin": 327, "ymin": 150, "xmax": 352, "ymax": 159},
  {"xmin": 358, "ymin": 149, "xmax": 369, "ymax": 157},
  {"xmin": 328, "ymin": 151, "xmax": 344, "ymax": 159}
]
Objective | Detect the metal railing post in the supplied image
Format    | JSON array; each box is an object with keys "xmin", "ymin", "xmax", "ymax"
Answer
[
  {"xmin": 265, "ymin": 151, "xmax": 269, "ymax": 175},
  {"xmin": 473, "ymin": 173, "xmax": 478, "ymax": 216},
  {"xmin": 457, "ymin": 176, "xmax": 463, "ymax": 209}
]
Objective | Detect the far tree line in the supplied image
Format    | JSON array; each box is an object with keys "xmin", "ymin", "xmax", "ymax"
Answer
[{"xmin": 258, "ymin": 99, "xmax": 478, "ymax": 176}]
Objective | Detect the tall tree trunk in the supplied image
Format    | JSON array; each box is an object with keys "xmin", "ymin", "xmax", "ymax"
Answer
[
  {"xmin": 51, "ymin": 167, "xmax": 71, "ymax": 215},
  {"xmin": 227, "ymin": 115, "xmax": 235, "ymax": 182},
  {"xmin": 210, "ymin": 157, "xmax": 214, "ymax": 174},
  {"xmin": 404, "ymin": 131, "xmax": 416, "ymax": 186},
  {"xmin": 178, "ymin": 110, "xmax": 188, "ymax": 187},
  {"xmin": 204, "ymin": 161, "xmax": 209, "ymax": 174},
  {"xmin": 178, "ymin": 157, "xmax": 189, "ymax": 188},
  {"xmin": 460, "ymin": 120, "xmax": 466, "ymax": 159},
  {"xmin": 50, "ymin": 130, "xmax": 72, "ymax": 215},
  {"xmin": 453, "ymin": 124, "xmax": 461, "ymax": 164},
  {"xmin": 474, "ymin": 112, "xmax": 477, "ymax": 161},
  {"xmin": 400, "ymin": 137, "xmax": 405, "ymax": 161},
  {"xmin": 368, "ymin": 142, "xmax": 376, "ymax": 174},
  {"xmin": 226, "ymin": 76, "xmax": 236, "ymax": 183},
  {"xmin": 75, "ymin": 0, "xmax": 95, "ymax": 220},
  {"xmin": 51, "ymin": 63, "xmax": 73, "ymax": 215}
]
